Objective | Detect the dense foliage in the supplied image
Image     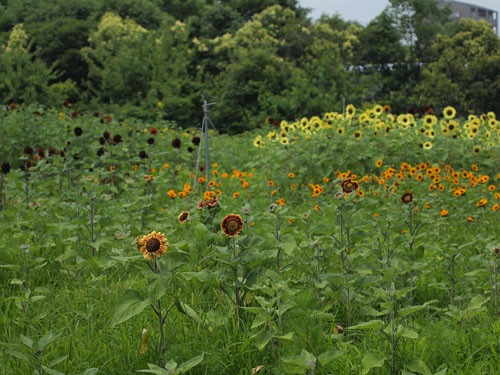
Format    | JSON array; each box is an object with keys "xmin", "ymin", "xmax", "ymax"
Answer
[
  {"xmin": 1, "ymin": 0, "xmax": 499, "ymax": 132},
  {"xmin": 1, "ymin": 105, "xmax": 500, "ymax": 374}
]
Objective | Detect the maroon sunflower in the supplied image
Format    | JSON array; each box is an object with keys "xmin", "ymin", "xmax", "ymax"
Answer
[
  {"xmin": 207, "ymin": 196, "xmax": 219, "ymax": 208},
  {"xmin": 178, "ymin": 211, "xmax": 190, "ymax": 223},
  {"xmin": 341, "ymin": 178, "xmax": 359, "ymax": 194},
  {"xmin": 401, "ymin": 191, "xmax": 413, "ymax": 204},
  {"xmin": 221, "ymin": 214, "xmax": 244, "ymax": 237},
  {"xmin": 137, "ymin": 231, "xmax": 167, "ymax": 260}
]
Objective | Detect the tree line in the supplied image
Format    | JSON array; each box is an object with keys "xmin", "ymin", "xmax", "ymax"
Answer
[{"xmin": 1, "ymin": 0, "xmax": 499, "ymax": 132}]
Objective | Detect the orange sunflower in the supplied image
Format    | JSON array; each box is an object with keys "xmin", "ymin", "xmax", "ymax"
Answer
[{"xmin": 137, "ymin": 231, "xmax": 167, "ymax": 260}]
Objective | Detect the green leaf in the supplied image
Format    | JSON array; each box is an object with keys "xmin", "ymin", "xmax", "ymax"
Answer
[
  {"xmin": 318, "ymin": 350, "xmax": 344, "ymax": 366},
  {"xmin": 177, "ymin": 353, "xmax": 204, "ymax": 374},
  {"xmin": 282, "ymin": 349, "xmax": 317, "ymax": 368},
  {"xmin": 79, "ymin": 369, "xmax": 99, "ymax": 375},
  {"xmin": 137, "ymin": 363, "xmax": 166, "ymax": 375},
  {"xmin": 399, "ymin": 305, "xmax": 425, "ymax": 317},
  {"xmin": 182, "ymin": 270, "xmax": 214, "ymax": 282},
  {"xmin": 6, "ymin": 349, "xmax": 29, "ymax": 362},
  {"xmin": 396, "ymin": 287, "xmax": 415, "ymax": 298},
  {"xmin": 41, "ymin": 366, "xmax": 65, "ymax": 375},
  {"xmin": 398, "ymin": 326, "xmax": 419, "ymax": 339},
  {"xmin": 251, "ymin": 312, "xmax": 271, "ymax": 329},
  {"xmin": 274, "ymin": 332, "xmax": 294, "ymax": 341},
  {"xmin": 38, "ymin": 331, "xmax": 61, "ymax": 350},
  {"xmin": 362, "ymin": 352, "xmax": 385, "ymax": 374},
  {"xmin": 254, "ymin": 329, "xmax": 273, "ymax": 350},
  {"xmin": 19, "ymin": 335, "xmax": 34, "ymax": 349},
  {"xmin": 359, "ymin": 306, "xmax": 388, "ymax": 316},
  {"xmin": 112, "ymin": 290, "xmax": 151, "ymax": 325},
  {"xmin": 434, "ymin": 368, "xmax": 447, "ymax": 375},
  {"xmin": 176, "ymin": 301, "xmax": 202, "ymax": 326},
  {"xmin": 48, "ymin": 355, "xmax": 68, "ymax": 367},
  {"xmin": 349, "ymin": 320, "xmax": 384, "ymax": 330},
  {"xmin": 469, "ymin": 295, "xmax": 487, "ymax": 310},
  {"xmin": 407, "ymin": 358, "xmax": 432, "ymax": 375},
  {"xmin": 282, "ymin": 234, "xmax": 296, "ymax": 255}
]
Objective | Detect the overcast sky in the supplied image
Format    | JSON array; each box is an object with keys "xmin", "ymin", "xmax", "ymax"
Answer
[{"xmin": 298, "ymin": 0, "xmax": 500, "ymax": 25}]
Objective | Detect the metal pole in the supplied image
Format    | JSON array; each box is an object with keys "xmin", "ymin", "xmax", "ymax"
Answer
[{"xmin": 194, "ymin": 91, "xmax": 216, "ymax": 191}]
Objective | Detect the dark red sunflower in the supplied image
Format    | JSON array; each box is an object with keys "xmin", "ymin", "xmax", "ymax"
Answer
[
  {"xmin": 341, "ymin": 178, "xmax": 359, "ymax": 194},
  {"xmin": 178, "ymin": 211, "xmax": 189, "ymax": 223},
  {"xmin": 401, "ymin": 191, "xmax": 413, "ymax": 204},
  {"xmin": 221, "ymin": 214, "xmax": 244, "ymax": 237}
]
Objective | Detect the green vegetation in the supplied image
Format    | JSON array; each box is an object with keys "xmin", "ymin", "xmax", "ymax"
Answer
[
  {"xmin": 0, "ymin": 0, "xmax": 499, "ymax": 132},
  {"xmin": 1, "ymin": 104, "xmax": 500, "ymax": 374}
]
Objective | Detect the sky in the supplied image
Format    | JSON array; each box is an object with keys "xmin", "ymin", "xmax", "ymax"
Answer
[{"xmin": 298, "ymin": 0, "xmax": 500, "ymax": 25}]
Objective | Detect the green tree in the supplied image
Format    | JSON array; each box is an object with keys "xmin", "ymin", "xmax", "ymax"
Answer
[
  {"xmin": 412, "ymin": 19, "xmax": 500, "ymax": 114},
  {"xmin": 0, "ymin": 23, "xmax": 59, "ymax": 104}
]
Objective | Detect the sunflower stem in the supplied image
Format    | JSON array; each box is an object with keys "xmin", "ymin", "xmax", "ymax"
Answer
[{"xmin": 232, "ymin": 237, "xmax": 241, "ymax": 330}]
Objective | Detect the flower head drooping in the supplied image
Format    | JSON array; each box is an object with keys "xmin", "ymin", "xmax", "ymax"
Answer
[
  {"xmin": 172, "ymin": 138, "xmax": 181, "ymax": 149},
  {"xmin": 178, "ymin": 211, "xmax": 189, "ymax": 223},
  {"xmin": 192, "ymin": 136, "xmax": 200, "ymax": 146},
  {"xmin": 113, "ymin": 134, "xmax": 122, "ymax": 144},
  {"xmin": 139, "ymin": 150, "xmax": 149, "ymax": 159},
  {"xmin": 401, "ymin": 191, "xmax": 413, "ymax": 204},
  {"xmin": 1, "ymin": 162, "xmax": 11, "ymax": 175},
  {"xmin": 341, "ymin": 178, "xmax": 359, "ymax": 194},
  {"xmin": 221, "ymin": 214, "xmax": 244, "ymax": 237},
  {"xmin": 137, "ymin": 231, "xmax": 167, "ymax": 260}
]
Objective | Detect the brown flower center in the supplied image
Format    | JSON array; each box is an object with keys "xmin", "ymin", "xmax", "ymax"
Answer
[
  {"xmin": 146, "ymin": 238, "xmax": 161, "ymax": 253},
  {"xmin": 226, "ymin": 219, "xmax": 240, "ymax": 234}
]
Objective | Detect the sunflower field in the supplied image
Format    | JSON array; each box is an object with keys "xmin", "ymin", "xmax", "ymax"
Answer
[{"xmin": 2, "ymin": 103, "xmax": 500, "ymax": 375}]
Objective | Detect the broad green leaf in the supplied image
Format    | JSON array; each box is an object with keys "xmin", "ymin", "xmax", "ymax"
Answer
[
  {"xmin": 177, "ymin": 353, "xmax": 204, "ymax": 374},
  {"xmin": 398, "ymin": 326, "xmax": 419, "ymax": 339},
  {"xmin": 362, "ymin": 352, "xmax": 385, "ymax": 374},
  {"xmin": 254, "ymin": 329, "xmax": 272, "ymax": 350},
  {"xmin": 176, "ymin": 301, "xmax": 202, "ymax": 326},
  {"xmin": 396, "ymin": 287, "xmax": 415, "ymax": 298},
  {"xmin": 165, "ymin": 359, "xmax": 177, "ymax": 370},
  {"xmin": 251, "ymin": 312, "xmax": 271, "ymax": 329},
  {"xmin": 359, "ymin": 306, "xmax": 388, "ymax": 316},
  {"xmin": 137, "ymin": 363, "xmax": 166, "ymax": 375},
  {"xmin": 349, "ymin": 320, "xmax": 384, "ymax": 330},
  {"xmin": 20, "ymin": 335, "xmax": 34, "ymax": 349},
  {"xmin": 469, "ymin": 295, "xmax": 487, "ymax": 310},
  {"xmin": 0, "ymin": 264, "xmax": 19, "ymax": 270},
  {"xmin": 7, "ymin": 349, "xmax": 29, "ymax": 362},
  {"xmin": 282, "ymin": 234, "xmax": 296, "ymax": 255},
  {"xmin": 38, "ymin": 331, "xmax": 61, "ymax": 350},
  {"xmin": 112, "ymin": 290, "xmax": 151, "ymax": 325},
  {"xmin": 399, "ymin": 305, "xmax": 425, "ymax": 317},
  {"xmin": 182, "ymin": 270, "xmax": 214, "ymax": 282},
  {"xmin": 282, "ymin": 349, "xmax": 317, "ymax": 368},
  {"xmin": 406, "ymin": 358, "xmax": 432, "ymax": 375},
  {"xmin": 48, "ymin": 355, "xmax": 68, "ymax": 367},
  {"xmin": 41, "ymin": 366, "xmax": 64, "ymax": 375},
  {"xmin": 318, "ymin": 350, "xmax": 344, "ymax": 366}
]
